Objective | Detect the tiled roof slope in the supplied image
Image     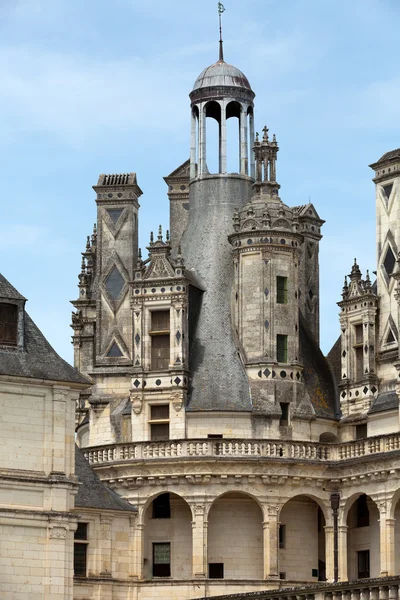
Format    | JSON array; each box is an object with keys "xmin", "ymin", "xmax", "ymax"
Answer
[
  {"xmin": 0, "ymin": 312, "xmax": 89, "ymax": 384},
  {"xmin": 0, "ymin": 273, "xmax": 26, "ymax": 300},
  {"xmin": 299, "ymin": 317, "xmax": 339, "ymax": 420},
  {"xmin": 369, "ymin": 391, "xmax": 399, "ymax": 415},
  {"xmin": 75, "ymin": 447, "xmax": 137, "ymax": 512}
]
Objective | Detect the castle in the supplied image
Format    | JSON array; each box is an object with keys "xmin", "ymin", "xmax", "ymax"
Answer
[{"xmin": 2, "ymin": 37, "xmax": 400, "ymax": 600}]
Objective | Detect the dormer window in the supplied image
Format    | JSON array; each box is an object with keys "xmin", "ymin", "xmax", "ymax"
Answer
[{"xmin": 0, "ymin": 303, "xmax": 18, "ymax": 346}]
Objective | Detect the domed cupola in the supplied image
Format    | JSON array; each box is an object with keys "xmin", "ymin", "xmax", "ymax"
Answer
[{"xmin": 189, "ymin": 34, "xmax": 255, "ymax": 179}]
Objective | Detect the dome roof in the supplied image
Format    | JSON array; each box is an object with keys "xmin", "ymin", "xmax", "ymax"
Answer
[{"xmin": 193, "ymin": 59, "xmax": 252, "ymax": 92}]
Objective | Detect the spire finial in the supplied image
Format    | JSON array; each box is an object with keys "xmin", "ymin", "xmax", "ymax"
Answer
[
  {"xmin": 262, "ymin": 126, "xmax": 269, "ymax": 142},
  {"xmin": 158, "ymin": 225, "xmax": 163, "ymax": 241},
  {"xmin": 218, "ymin": 2, "xmax": 225, "ymax": 61}
]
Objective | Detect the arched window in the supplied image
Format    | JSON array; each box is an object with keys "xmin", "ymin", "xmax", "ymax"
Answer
[
  {"xmin": 226, "ymin": 101, "xmax": 241, "ymax": 174},
  {"xmin": 205, "ymin": 101, "xmax": 221, "ymax": 174},
  {"xmin": 0, "ymin": 303, "xmax": 18, "ymax": 346}
]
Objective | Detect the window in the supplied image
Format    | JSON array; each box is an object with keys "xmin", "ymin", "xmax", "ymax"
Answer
[
  {"xmin": 0, "ymin": 303, "xmax": 17, "ymax": 346},
  {"xmin": 356, "ymin": 495, "xmax": 369, "ymax": 528},
  {"xmin": 277, "ymin": 276, "xmax": 288, "ymax": 304},
  {"xmin": 355, "ymin": 324, "xmax": 363, "ymax": 344},
  {"xmin": 353, "ymin": 324, "xmax": 364, "ymax": 381},
  {"xmin": 209, "ymin": 563, "xmax": 224, "ymax": 578},
  {"xmin": 280, "ymin": 403, "xmax": 289, "ymax": 426},
  {"xmin": 152, "ymin": 493, "xmax": 171, "ymax": 519},
  {"xmin": 279, "ymin": 572, "xmax": 286, "ymax": 580},
  {"xmin": 357, "ymin": 550, "xmax": 370, "ymax": 579},
  {"xmin": 150, "ymin": 310, "xmax": 170, "ymax": 370},
  {"xmin": 279, "ymin": 524, "xmax": 286, "ymax": 548},
  {"xmin": 208, "ymin": 434, "xmax": 223, "ymax": 439},
  {"xmin": 149, "ymin": 404, "xmax": 170, "ymax": 441},
  {"xmin": 153, "ymin": 542, "xmax": 171, "ymax": 577},
  {"xmin": 355, "ymin": 424, "xmax": 367, "ymax": 440},
  {"xmin": 277, "ymin": 335, "xmax": 288, "ymax": 363},
  {"xmin": 74, "ymin": 522, "xmax": 88, "ymax": 577}
]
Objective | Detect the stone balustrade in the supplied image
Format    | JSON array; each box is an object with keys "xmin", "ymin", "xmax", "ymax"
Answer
[
  {"xmin": 193, "ymin": 577, "xmax": 400, "ymax": 600},
  {"xmin": 83, "ymin": 432, "xmax": 400, "ymax": 466}
]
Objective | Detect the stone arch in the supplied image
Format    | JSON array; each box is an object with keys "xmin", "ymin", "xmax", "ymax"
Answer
[
  {"xmin": 207, "ymin": 491, "xmax": 264, "ymax": 579},
  {"xmin": 279, "ymin": 492, "xmax": 331, "ymax": 524},
  {"xmin": 279, "ymin": 494, "xmax": 327, "ymax": 582},
  {"xmin": 142, "ymin": 490, "xmax": 193, "ymax": 580},
  {"xmin": 388, "ymin": 487, "xmax": 400, "ymax": 520},
  {"xmin": 319, "ymin": 432, "xmax": 338, "ymax": 443},
  {"xmin": 209, "ymin": 489, "xmax": 266, "ymax": 519},
  {"xmin": 345, "ymin": 492, "xmax": 380, "ymax": 580},
  {"xmin": 139, "ymin": 488, "xmax": 192, "ymax": 523},
  {"xmin": 226, "ymin": 100, "xmax": 241, "ymax": 173}
]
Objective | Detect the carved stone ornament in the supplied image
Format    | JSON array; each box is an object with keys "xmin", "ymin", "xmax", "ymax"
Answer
[
  {"xmin": 130, "ymin": 392, "xmax": 143, "ymax": 415},
  {"xmin": 192, "ymin": 504, "xmax": 205, "ymax": 516},
  {"xmin": 171, "ymin": 392, "xmax": 184, "ymax": 412},
  {"xmin": 49, "ymin": 522, "xmax": 69, "ymax": 539}
]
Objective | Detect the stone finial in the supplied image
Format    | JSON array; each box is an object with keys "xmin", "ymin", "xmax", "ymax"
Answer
[
  {"xmin": 262, "ymin": 125, "xmax": 269, "ymax": 142},
  {"xmin": 255, "ymin": 132, "xmax": 259, "ymax": 143},
  {"xmin": 364, "ymin": 269, "xmax": 372, "ymax": 292},
  {"xmin": 349, "ymin": 258, "xmax": 362, "ymax": 281},
  {"xmin": 91, "ymin": 223, "xmax": 97, "ymax": 246},
  {"xmin": 150, "ymin": 231, "xmax": 154, "ymax": 244},
  {"xmin": 342, "ymin": 275, "xmax": 349, "ymax": 299},
  {"xmin": 272, "ymin": 133, "xmax": 277, "ymax": 145},
  {"xmin": 137, "ymin": 247, "xmax": 143, "ymax": 269},
  {"xmin": 175, "ymin": 245, "xmax": 185, "ymax": 267},
  {"xmin": 158, "ymin": 225, "xmax": 163, "ymax": 241},
  {"xmin": 166, "ymin": 230, "xmax": 170, "ymax": 242},
  {"xmin": 233, "ymin": 208, "xmax": 240, "ymax": 232},
  {"xmin": 86, "ymin": 236, "xmax": 91, "ymax": 251}
]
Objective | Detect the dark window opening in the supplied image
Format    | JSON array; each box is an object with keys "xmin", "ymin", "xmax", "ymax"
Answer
[
  {"xmin": 383, "ymin": 246, "xmax": 396, "ymax": 276},
  {"xmin": 355, "ymin": 347, "xmax": 363, "ymax": 380},
  {"xmin": 317, "ymin": 507, "xmax": 323, "ymax": 532},
  {"xmin": 74, "ymin": 523, "xmax": 88, "ymax": 577},
  {"xmin": 151, "ymin": 310, "xmax": 170, "ymax": 332},
  {"xmin": 153, "ymin": 542, "xmax": 171, "ymax": 577},
  {"xmin": 355, "ymin": 424, "xmax": 367, "ymax": 440},
  {"xmin": 150, "ymin": 311, "xmax": 170, "ymax": 370},
  {"xmin": 208, "ymin": 434, "xmax": 223, "ymax": 439},
  {"xmin": 0, "ymin": 303, "xmax": 18, "ymax": 346},
  {"xmin": 318, "ymin": 559, "xmax": 326, "ymax": 582},
  {"xmin": 152, "ymin": 493, "xmax": 171, "ymax": 519},
  {"xmin": 354, "ymin": 324, "xmax": 363, "ymax": 345},
  {"xmin": 356, "ymin": 495, "xmax": 370, "ymax": 528},
  {"xmin": 357, "ymin": 550, "xmax": 370, "ymax": 579},
  {"xmin": 277, "ymin": 334, "xmax": 288, "ymax": 363},
  {"xmin": 209, "ymin": 563, "xmax": 224, "ymax": 579},
  {"xmin": 279, "ymin": 524, "xmax": 286, "ymax": 548},
  {"xmin": 279, "ymin": 572, "xmax": 286, "ymax": 580},
  {"xmin": 387, "ymin": 330, "xmax": 395, "ymax": 344},
  {"xmin": 150, "ymin": 404, "xmax": 170, "ymax": 441},
  {"xmin": 280, "ymin": 403, "xmax": 289, "ymax": 426},
  {"xmin": 277, "ymin": 276, "xmax": 288, "ymax": 304},
  {"xmin": 150, "ymin": 423, "xmax": 169, "ymax": 441}
]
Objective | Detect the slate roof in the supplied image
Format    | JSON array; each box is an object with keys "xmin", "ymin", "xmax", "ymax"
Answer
[
  {"xmin": 299, "ymin": 317, "xmax": 339, "ymax": 420},
  {"xmin": 0, "ymin": 273, "xmax": 88, "ymax": 385},
  {"xmin": 327, "ymin": 335, "xmax": 341, "ymax": 388},
  {"xmin": 193, "ymin": 60, "xmax": 252, "ymax": 91},
  {"xmin": 0, "ymin": 273, "xmax": 26, "ymax": 301},
  {"xmin": 375, "ymin": 148, "xmax": 400, "ymax": 164},
  {"xmin": 368, "ymin": 391, "xmax": 399, "ymax": 415},
  {"xmin": 75, "ymin": 447, "xmax": 137, "ymax": 512}
]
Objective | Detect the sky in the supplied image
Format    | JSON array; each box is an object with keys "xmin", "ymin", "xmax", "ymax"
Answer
[{"xmin": 1, "ymin": 0, "xmax": 400, "ymax": 363}]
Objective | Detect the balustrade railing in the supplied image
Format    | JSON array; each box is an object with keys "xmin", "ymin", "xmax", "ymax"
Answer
[
  {"xmin": 83, "ymin": 432, "xmax": 400, "ymax": 466},
  {"xmin": 193, "ymin": 577, "xmax": 400, "ymax": 600}
]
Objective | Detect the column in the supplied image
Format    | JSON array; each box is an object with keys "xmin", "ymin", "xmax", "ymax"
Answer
[
  {"xmin": 100, "ymin": 514, "xmax": 112, "ymax": 576},
  {"xmin": 385, "ymin": 517, "xmax": 396, "ymax": 575},
  {"xmin": 131, "ymin": 521, "xmax": 145, "ymax": 579},
  {"xmin": 219, "ymin": 102, "xmax": 226, "ymax": 174},
  {"xmin": 240, "ymin": 107, "xmax": 248, "ymax": 175},
  {"xmin": 128, "ymin": 515, "xmax": 139, "ymax": 579},
  {"xmin": 199, "ymin": 105, "xmax": 206, "ymax": 176},
  {"xmin": 190, "ymin": 109, "xmax": 197, "ymax": 179},
  {"xmin": 378, "ymin": 501, "xmax": 395, "ymax": 576},
  {"xmin": 324, "ymin": 525, "xmax": 334, "ymax": 582},
  {"xmin": 47, "ymin": 521, "xmax": 72, "ymax": 600},
  {"xmin": 264, "ymin": 505, "xmax": 279, "ymax": 579},
  {"xmin": 249, "ymin": 111, "xmax": 255, "ymax": 178},
  {"xmin": 338, "ymin": 525, "xmax": 348, "ymax": 581},
  {"xmin": 191, "ymin": 504, "xmax": 207, "ymax": 578}
]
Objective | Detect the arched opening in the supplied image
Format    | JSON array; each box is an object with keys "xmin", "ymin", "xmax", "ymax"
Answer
[
  {"xmin": 226, "ymin": 101, "xmax": 241, "ymax": 174},
  {"xmin": 346, "ymin": 494, "xmax": 380, "ymax": 580},
  {"xmin": 319, "ymin": 432, "xmax": 338, "ymax": 443},
  {"xmin": 144, "ymin": 492, "xmax": 192, "ymax": 580},
  {"xmin": 207, "ymin": 492, "xmax": 263, "ymax": 579},
  {"xmin": 205, "ymin": 101, "xmax": 221, "ymax": 174},
  {"xmin": 279, "ymin": 495, "xmax": 326, "ymax": 582},
  {"xmin": 392, "ymin": 491, "xmax": 400, "ymax": 574}
]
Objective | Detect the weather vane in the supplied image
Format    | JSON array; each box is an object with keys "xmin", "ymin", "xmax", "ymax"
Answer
[{"xmin": 218, "ymin": 2, "xmax": 225, "ymax": 61}]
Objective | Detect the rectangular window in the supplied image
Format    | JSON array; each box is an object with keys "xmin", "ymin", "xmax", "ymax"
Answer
[
  {"xmin": 74, "ymin": 522, "xmax": 88, "ymax": 577},
  {"xmin": 150, "ymin": 310, "xmax": 170, "ymax": 370},
  {"xmin": 355, "ymin": 347, "xmax": 364, "ymax": 380},
  {"xmin": 209, "ymin": 563, "xmax": 224, "ymax": 579},
  {"xmin": 208, "ymin": 434, "xmax": 223, "ymax": 439},
  {"xmin": 279, "ymin": 524, "xmax": 286, "ymax": 549},
  {"xmin": 277, "ymin": 335, "xmax": 288, "ymax": 363},
  {"xmin": 279, "ymin": 572, "xmax": 286, "ymax": 580},
  {"xmin": 357, "ymin": 550, "xmax": 370, "ymax": 579},
  {"xmin": 152, "ymin": 493, "xmax": 171, "ymax": 519},
  {"xmin": 355, "ymin": 424, "xmax": 367, "ymax": 440},
  {"xmin": 279, "ymin": 403, "xmax": 289, "ymax": 426},
  {"xmin": 149, "ymin": 404, "xmax": 170, "ymax": 441},
  {"xmin": 277, "ymin": 276, "xmax": 288, "ymax": 304},
  {"xmin": 355, "ymin": 323, "xmax": 363, "ymax": 345},
  {"xmin": 0, "ymin": 303, "xmax": 18, "ymax": 346},
  {"xmin": 153, "ymin": 542, "xmax": 171, "ymax": 577}
]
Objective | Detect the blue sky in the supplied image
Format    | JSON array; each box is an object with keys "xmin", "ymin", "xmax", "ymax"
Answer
[{"xmin": 1, "ymin": 0, "xmax": 400, "ymax": 362}]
